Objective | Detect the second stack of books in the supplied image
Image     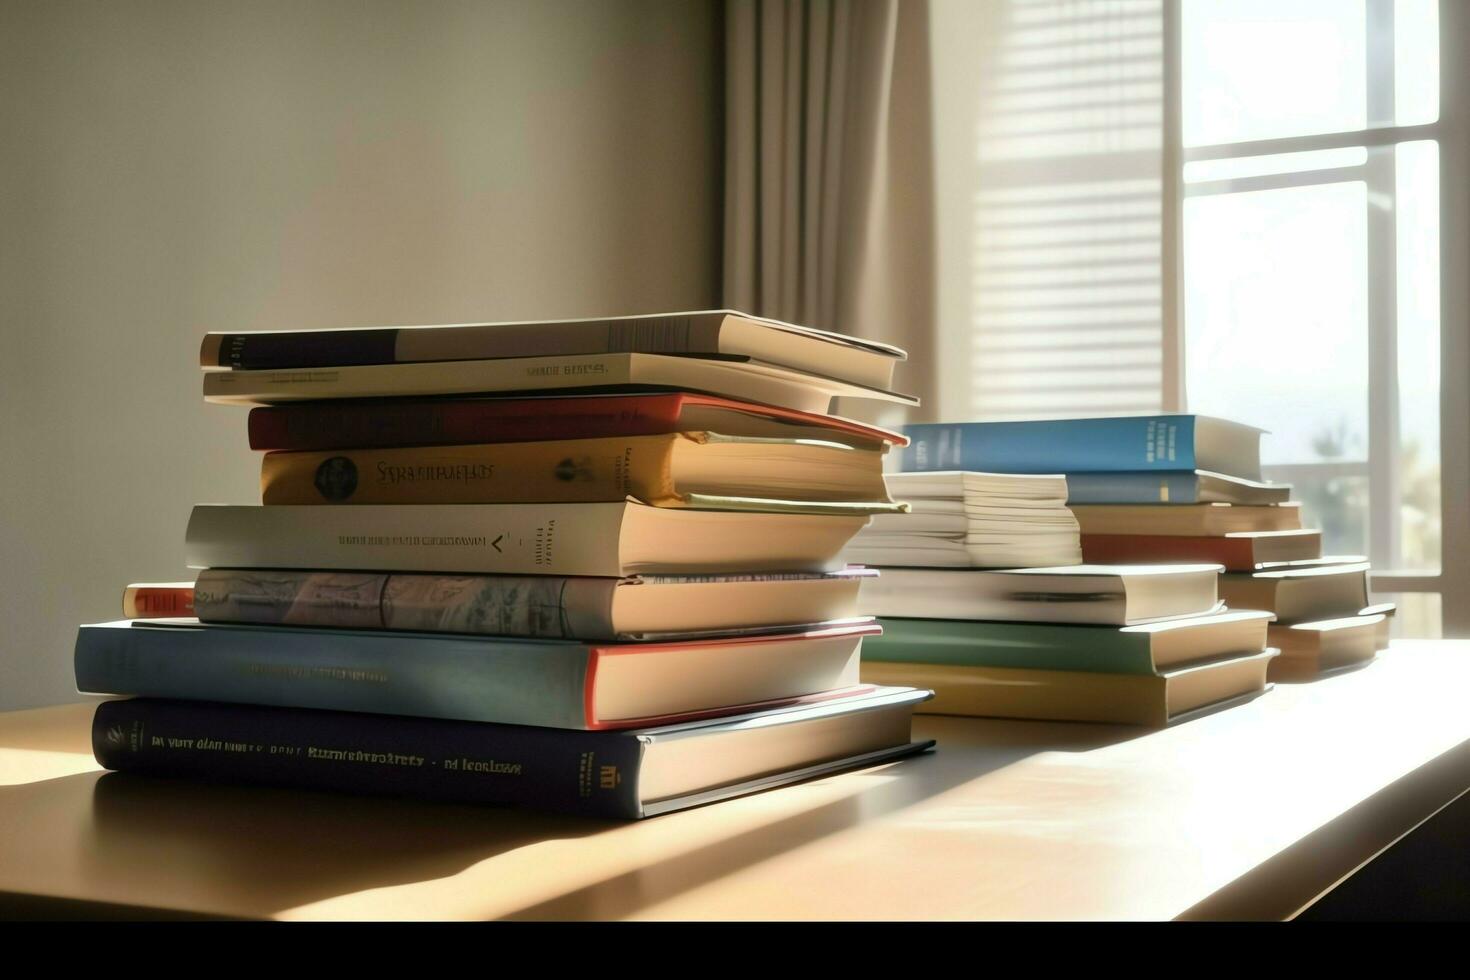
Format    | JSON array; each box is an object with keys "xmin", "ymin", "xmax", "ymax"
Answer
[{"xmin": 844, "ymin": 460, "xmax": 1276, "ymax": 727}]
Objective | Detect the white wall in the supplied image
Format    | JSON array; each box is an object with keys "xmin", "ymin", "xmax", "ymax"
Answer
[{"xmin": 0, "ymin": 0, "xmax": 723, "ymax": 709}]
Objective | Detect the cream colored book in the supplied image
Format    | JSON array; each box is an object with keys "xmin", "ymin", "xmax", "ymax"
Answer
[
  {"xmin": 854, "ymin": 563, "xmax": 1223, "ymax": 625},
  {"xmin": 1218, "ymin": 562, "xmax": 1372, "ymax": 624},
  {"xmin": 1069, "ymin": 502, "xmax": 1303, "ymax": 536},
  {"xmin": 202, "ymin": 351, "xmax": 918, "ymax": 415},
  {"xmin": 1266, "ymin": 613, "xmax": 1384, "ymax": 681},
  {"xmin": 861, "ymin": 649, "xmax": 1277, "ymax": 726},
  {"xmin": 185, "ymin": 502, "xmax": 871, "ymax": 577}
]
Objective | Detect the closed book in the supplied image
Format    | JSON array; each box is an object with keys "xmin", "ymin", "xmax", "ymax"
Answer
[
  {"xmin": 245, "ymin": 392, "xmax": 906, "ymax": 453},
  {"xmin": 1218, "ymin": 563, "xmax": 1372, "ymax": 625},
  {"xmin": 90, "ymin": 689, "xmax": 934, "ymax": 819},
  {"xmin": 192, "ymin": 568, "xmax": 874, "ymax": 641},
  {"xmin": 185, "ymin": 502, "xmax": 870, "ymax": 577},
  {"xmin": 846, "ymin": 471, "xmax": 1082, "ymax": 569},
  {"xmin": 202, "ymin": 351, "xmax": 918, "ymax": 416},
  {"xmin": 122, "ymin": 583, "xmax": 195, "ymax": 619},
  {"xmin": 860, "ymin": 650, "xmax": 1276, "ymax": 726},
  {"xmin": 1266, "ymin": 614, "xmax": 1385, "ymax": 681},
  {"xmin": 1080, "ymin": 529, "xmax": 1323, "ymax": 571},
  {"xmin": 1069, "ymin": 503, "xmax": 1302, "ymax": 536},
  {"xmin": 1063, "ymin": 470, "xmax": 1291, "ymax": 505},
  {"xmin": 201, "ymin": 310, "xmax": 905, "ymax": 392},
  {"xmin": 259, "ymin": 432, "xmax": 897, "ymax": 511},
  {"xmin": 855, "ymin": 564, "xmax": 1223, "ymax": 625},
  {"xmin": 74, "ymin": 619, "xmax": 875, "ymax": 730},
  {"xmin": 901, "ymin": 415, "xmax": 1264, "ymax": 481},
  {"xmin": 864, "ymin": 611, "xmax": 1271, "ymax": 675}
]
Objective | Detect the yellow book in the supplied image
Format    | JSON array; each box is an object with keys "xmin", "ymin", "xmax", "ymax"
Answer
[
  {"xmin": 1266, "ymin": 614, "xmax": 1384, "ymax": 681},
  {"xmin": 260, "ymin": 431, "xmax": 901, "ymax": 512},
  {"xmin": 860, "ymin": 650, "xmax": 1276, "ymax": 726}
]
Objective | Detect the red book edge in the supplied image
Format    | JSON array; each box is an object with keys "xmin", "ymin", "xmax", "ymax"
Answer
[
  {"xmin": 247, "ymin": 391, "xmax": 908, "ymax": 450},
  {"xmin": 582, "ymin": 621, "xmax": 884, "ymax": 730}
]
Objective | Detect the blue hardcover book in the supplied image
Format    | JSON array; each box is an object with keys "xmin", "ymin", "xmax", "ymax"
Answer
[
  {"xmin": 73, "ymin": 618, "xmax": 873, "ymax": 730},
  {"xmin": 1063, "ymin": 470, "xmax": 1290, "ymax": 505},
  {"xmin": 91, "ymin": 692, "xmax": 934, "ymax": 819},
  {"xmin": 900, "ymin": 415, "xmax": 1264, "ymax": 480}
]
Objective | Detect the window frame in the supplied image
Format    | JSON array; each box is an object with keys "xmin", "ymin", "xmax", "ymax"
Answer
[{"xmin": 1162, "ymin": 0, "xmax": 1470, "ymax": 632}]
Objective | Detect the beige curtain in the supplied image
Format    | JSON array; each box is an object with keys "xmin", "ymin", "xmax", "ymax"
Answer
[{"xmin": 723, "ymin": 0, "xmax": 936, "ymax": 422}]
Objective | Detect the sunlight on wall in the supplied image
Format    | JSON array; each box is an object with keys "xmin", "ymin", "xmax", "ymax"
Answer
[{"xmin": 932, "ymin": 0, "xmax": 1165, "ymax": 422}]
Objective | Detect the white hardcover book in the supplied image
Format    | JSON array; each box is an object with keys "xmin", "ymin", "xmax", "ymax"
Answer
[
  {"xmin": 185, "ymin": 502, "xmax": 872, "ymax": 577},
  {"xmin": 856, "ymin": 564, "xmax": 1225, "ymax": 625},
  {"xmin": 202, "ymin": 351, "xmax": 918, "ymax": 414}
]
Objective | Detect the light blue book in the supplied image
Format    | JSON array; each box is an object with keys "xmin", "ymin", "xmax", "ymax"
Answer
[
  {"xmin": 1064, "ymin": 470, "xmax": 1289, "ymax": 505},
  {"xmin": 73, "ymin": 618, "xmax": 869, "ymax": 730},
  {"xmin": 900, "ymin": 415, "xmax": 1264, "ymax": 480}
]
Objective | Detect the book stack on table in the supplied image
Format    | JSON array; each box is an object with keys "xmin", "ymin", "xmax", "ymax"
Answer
[
  {"xmin": 846, "ymin": 414, "xmax": 1317, "ymax": 728},
  {"xmin": 899, "ymin": 415, "xmax": 1388, "ymax": 683},
  {"xmin": 75, "ymin": 310, "xmax": 940, "ymax": 819}
]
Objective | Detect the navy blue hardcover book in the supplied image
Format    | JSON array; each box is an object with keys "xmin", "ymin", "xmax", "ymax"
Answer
[
  {"xmin": 901, "ymin": 415, "xmax": 1264, "ymax": 480},
  {"xmin": 91, "ymin": 691, "xmax": 934, "ymax": 819}
]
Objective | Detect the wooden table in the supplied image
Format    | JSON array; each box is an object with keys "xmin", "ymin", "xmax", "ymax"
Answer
[{"xmin": 3, "ymin": 640, "xmax": 1468, "ymax": 920}]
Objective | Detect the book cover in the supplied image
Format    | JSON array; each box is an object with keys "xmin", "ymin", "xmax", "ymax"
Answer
[
  {"xmin": 1062, "ymin": 470, "xmax": 1290, "ymax": 505},
  {"xmin": 258, "ymin": 432, "xmax": 892, "ymax": 509},
  {"xmin": 863, "ymin": 611, "xmax": 1270, "ymax": 675},
  {"xmin": 901, "ymin": 415, "xmax": 1262, "ymax": 480},
  {"xmin": 184, "ymin": 502, "xmax": 871, "ymax": 577},
  {"xmin": 245, "ymin": 392, "xmax": 906, "ymax": 452},
  {"xmin": 74, "ymin": 619, "xmax": 876, "ymax": 730},
  {"xmin": 1080, "ymin": 530, "xmax": 1323, "ymax": 571},
  {"xmin": 122, "ymin": 583, "xmax": 195, "ymax": 618},
  {"xmin": 202, "ymin": 351, "xmax": 919, "ymax": 415},
  {"xmin": 91, "ymin": 690, "xmax": 934, "ymax": 819},
  {"xmin": 201, "ymin": 310, "xmax": 905, "ymax": 390}
]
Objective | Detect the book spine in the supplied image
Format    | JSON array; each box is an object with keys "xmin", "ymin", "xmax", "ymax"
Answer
[
  {"xmin": 92, "ymin": 699, "xmax": 645, "ymax": 818},
  {"xmin": 1062, "ymin": 471, "xmax": 1202, "ymax": 504},
  {"xmin": 260, "ymin": 434, "xmax": 682, "ymax": 506},
  {"xmin": 900, "ymin": 416, "xmax": 1198, "ymax": 473},
  {"xmin": 206, "ymin": 315, "xmax": 722, "ymax": 369},
  {"xmin": 202, "ymin": 353, "xmax": 860, "ymax": 416},
  {"xmin": 209, "ymin": 329, "xmax": 401, "ymax": 370},
  {"xmin": 122, "ymin": 586, "xmax": 196, "ymax": 618},
  {"xmin": 75, "ymin": 621, "xmax": 594, "ymax": 728},
  {"xmin": 1080, "ymin": 533, "xmax": 1256, "ymax": 571},
  {"xmin": 193, "ymin": 568, "xmax": 619, "ymax": 640},
  {"xmin": 246, "ymin": 394, "xmax": 689, "ymax": 452},
  {"xmin": 863, "ymin": 619, "xmax": 1154, "ymax": 674},
  {"xmin": 185, "ymin": 502, "xmax": 630, "ymax": 577}
]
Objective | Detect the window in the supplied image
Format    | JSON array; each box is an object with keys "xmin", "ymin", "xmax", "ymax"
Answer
[{"xmin": 1172, "ymin": 0, "xmax": 1459, "ymax": 637}]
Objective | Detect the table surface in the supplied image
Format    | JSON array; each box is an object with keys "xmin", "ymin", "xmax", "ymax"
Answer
[{"xmin": 3, "ymin": 640, "xmax": 1468, "ymax": 921}]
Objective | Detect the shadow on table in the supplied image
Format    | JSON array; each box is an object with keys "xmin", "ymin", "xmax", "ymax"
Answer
[
  {"xmin": 500, "ymin": 715, "xmax": 1141, "ymax": 919},
  {"xmin": 1, "ymin": 716, "xmax": 1141, "ymax": 919}
]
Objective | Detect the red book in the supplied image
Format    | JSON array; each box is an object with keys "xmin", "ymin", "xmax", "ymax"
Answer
[
  {"xmin": 122, "ymin": 583, "xmax": 195, "ymax": 618},
  {"xmin": 246, "ymin": 391, "xmax": 906, "ymax": 452},
  {"xmin": 1080, "ymin": 530, "xmax": 1323, "ymax": 571}
]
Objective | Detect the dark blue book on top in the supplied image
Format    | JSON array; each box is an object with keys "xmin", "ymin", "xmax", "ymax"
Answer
[{"xmin": 900, "ymin": 415, "xmax": 1265, "ymax": 481}]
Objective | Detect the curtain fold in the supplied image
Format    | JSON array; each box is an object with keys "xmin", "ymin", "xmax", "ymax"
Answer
[{"xmin": 724, "ymin": 0, "xmax": 936, "ymax": 422}]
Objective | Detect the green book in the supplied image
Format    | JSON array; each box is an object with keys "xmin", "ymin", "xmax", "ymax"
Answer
[{"xmin": 867, "ymin": 610, "xmax": 1271, "ymax": 675}]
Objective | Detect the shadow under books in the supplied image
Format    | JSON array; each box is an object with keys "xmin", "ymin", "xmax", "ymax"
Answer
[{"xmin": 3, "ymin": 716, "xmax": 1142, "ymax": 918}]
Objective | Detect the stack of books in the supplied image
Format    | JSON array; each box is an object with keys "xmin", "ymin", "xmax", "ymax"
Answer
[
  {"xmin": 75, "ymin": 310, "xmax": 938, "ymax": 819},
  {"xmin": 901, "ymin": 414, "xmax": 1387, "ymax": 682},
  {"xmin": 843, "ymin": 473, "xmax": 1274, "ymax": 728}
]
